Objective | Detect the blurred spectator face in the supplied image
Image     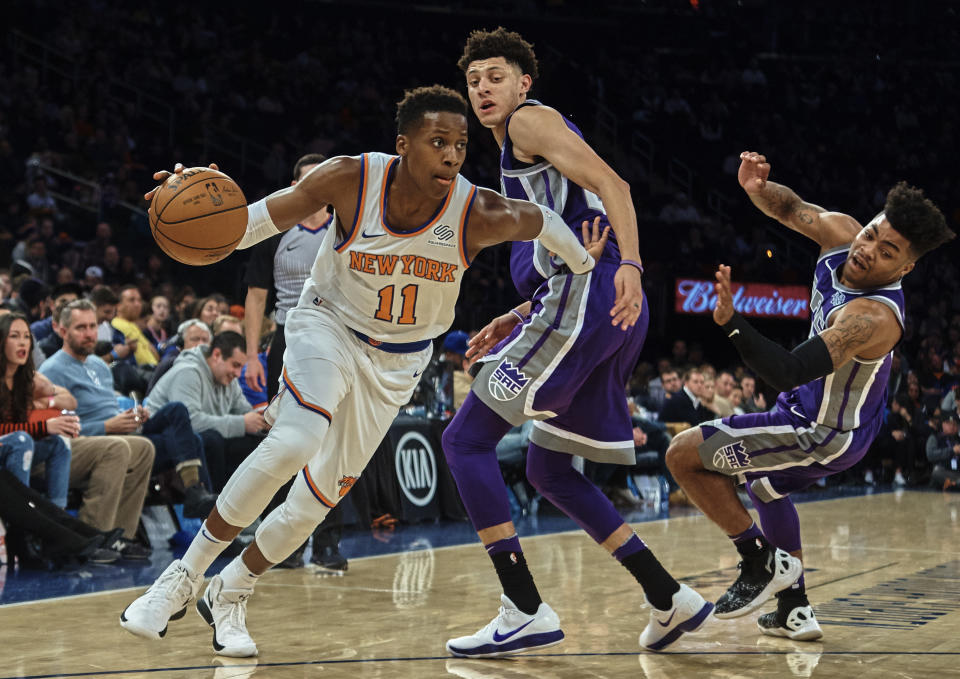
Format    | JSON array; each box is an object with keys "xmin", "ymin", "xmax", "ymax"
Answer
[
  {"xmin": 716, "ymin": 371, "xmax": 735, "ymax": 398},
  {"xmin": 199, "ymin": 300, "xmax": 219, "ymax": 327},
  {"xmin": 908, "ymin": 382, "xmax": 920, "ymax": 401},
  {"xmin": 104, "ymin": 246, "xmax": 120, "ymax": 267},
  {"xmin": 209, "ymin": 346, "xmax": 247, "ymax": 385},
  {"xmin": 4, "ymin": 318, "xmax": 32, "ymax": 370},
  {"xmin": 151, "ymin": 296, "xmax": 170, "ymax": 322},
  {"xmin": 702, "ymin": 378, "xmax": 716, "ymax": 402},
  {"xmin": 0, "ymin": 272, "xmax": 11, "ymax": 299},
  {"xmin": 216, "ymin": 320, "xmax": 243, "ymax": 335},
  {"xmin": 53, "ymin": 289, "xmax": 79, "ymax": 309},
  {"xmin": 28, "ymin": 241, "xmax": 46, "ymax": 260},
  {"xmin": 95, "ymin": 222, "xmax": 111, "ymax": 241},
  {"xmin": 62, "ymin": 308, "xmax": 98, "ymax": 358},
  {"xmin": 183, "ymin": 325, "xmax": 212, "ymax": 350},
  {"xmin": 730, "ymin": 388, "xmax": 744, "ymax": 408},
  {"xmin": 672, "ymin": 339, "xmax": 687, "ymax": 363},
  {"xmin": 55, "ymin": 268, "xmax": 75, "ymax": 285},
  {"xmin": 177, "ymin": 293, "xmax": 196, "ymax": 318},
  {"xmin": 943, "ymin": 417, "xmax": 958, "ymax": 436},
  {"xmin": 741, "ymin": 375, "xmax": 756, "ymax": 399},
  {"xmin": 661, "ymin": 370, "xmax": 681, "ymax": 394},
  {"xmin": 39, "ymin": 219, "xmax": 55, "ymax": 238},
  {"xmin": 217, "ymin": 299, "xmax": 229, "ymax": 315},
  {"xmin": 95, "ymin": 302, "xmax": 116, "ymax": 324},
  {"xmin": 684, "ymin": 371, "xmax": 705, "ymax": 398},
  {"xmin": 118, "ymin": 288, "xmax": 143, "ymax": 321}
]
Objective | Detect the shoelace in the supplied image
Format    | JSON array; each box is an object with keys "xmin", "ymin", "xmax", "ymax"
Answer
[
  {"xmin": 145, "ymin": 567, "xmax": 192, "ymax": 611},
  {"xmin": 219, "ymin": 591, "xmax": 251, "ymax": 637}
]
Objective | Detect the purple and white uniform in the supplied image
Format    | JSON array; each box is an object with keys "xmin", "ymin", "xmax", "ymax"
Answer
[
  {"xmin": 471, "ymin": 100, "xmax": 647, "ymax": 465},
  {"xmin": 698, "ymin": 244, "xmax": 905, "ymax": 501}
]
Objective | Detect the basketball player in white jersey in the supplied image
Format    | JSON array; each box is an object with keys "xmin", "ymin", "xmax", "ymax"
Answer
[{"xmin": 119, "ymin": 85, "xmax": 609, "ymax": 657}]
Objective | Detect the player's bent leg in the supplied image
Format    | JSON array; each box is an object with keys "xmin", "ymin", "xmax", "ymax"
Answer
[{"xmin": 120, "ymin": 560, "xmax": 204, "ymax": 640}]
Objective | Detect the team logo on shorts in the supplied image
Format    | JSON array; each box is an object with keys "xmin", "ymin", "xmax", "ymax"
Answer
[
  {"xmin": 488, "ymin": 360, "xmax": 530, "ymax": 401},
  {"xmin": 337, "ymin": 475, "xmax": 359, "ymax": 497},
  {"xmin": 713, "ymin": 440, "xmax": 750, "ymax": 470}
]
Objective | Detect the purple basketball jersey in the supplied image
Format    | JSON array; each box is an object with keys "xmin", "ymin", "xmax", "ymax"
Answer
[
  {"xmin": 789, "ymin": 245, "xmax": 905, "ymax": 431},
  {"xmin": 501, "ymin": 100, "xmax": 621, "ymax": 299}
]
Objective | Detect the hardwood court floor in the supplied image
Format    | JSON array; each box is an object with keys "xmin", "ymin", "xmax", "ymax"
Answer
[{"xmin": 2, "ymin": 490, "xmax": 960, "ymax": 678}]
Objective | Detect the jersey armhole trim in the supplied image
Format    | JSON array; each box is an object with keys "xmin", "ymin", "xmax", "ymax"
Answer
[
  {"xmin": 335, "ymin": 154, "xmax": 367, "ymax": 252},
  {"xmin": 459, "ymin": 185, "xmax": 478, "ymax": 269}
]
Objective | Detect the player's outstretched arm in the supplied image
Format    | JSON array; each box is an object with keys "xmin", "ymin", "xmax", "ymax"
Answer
[
  {"xmin": 237, "ymin": 156, "xmax": 360, "ymax": 249},
  {"xmin": 466, "ymin": 189, "xmax": 605, "ymax": 273},
  {"xmin": 738, "ymin": 151, "xmax": 859, "ymax": 250},
  {"xmin": 509, "ymin": 105, "xmax": 644, "ymax": 328}
]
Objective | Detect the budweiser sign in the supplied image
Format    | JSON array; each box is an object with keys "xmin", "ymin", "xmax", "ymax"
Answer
[{"xmin": 675, "ymin": 279, "xmax": 809, "ymax": 320}]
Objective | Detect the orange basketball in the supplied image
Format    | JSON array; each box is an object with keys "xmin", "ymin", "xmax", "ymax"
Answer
[{"xmin": 149, "ymin": 167, "xmax": 248, "ymax": 266}]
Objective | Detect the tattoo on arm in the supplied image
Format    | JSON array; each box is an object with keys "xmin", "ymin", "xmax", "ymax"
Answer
[
  {"xmin": 758, "ymin": 183, "xmax": 822, "ymax": 229},
  {"xmin": 822, "ymin": 312, "xmax": 874, "ymax": 367}
]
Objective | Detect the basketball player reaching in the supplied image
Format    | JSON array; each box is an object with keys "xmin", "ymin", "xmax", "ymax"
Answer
[
  {"xmin": 666, "ymin": 151, "xmax": 954, "ymax": 640},
  {"xmin": 119, "ymin": 86, "xmax": 609, "ymax": 657},
  {"xmin": 442, "ymin": 28, "xmax": 713, "ymax": 658}
]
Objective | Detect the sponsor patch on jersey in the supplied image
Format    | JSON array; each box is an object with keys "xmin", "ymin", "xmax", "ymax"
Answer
[
  {"xmin": 488, "ymin": 360, "xmax": 530, "ymax": 401},
  {"xmin": 831, "ymin": 291, "xmax": 846, "ymax": 307},
  {"xmin": 427, "ymin": 223, "xmax": 457, "ymax": 248},
  {"xmin": 712, "ymin": 440, "xmax": 751, "ymax": 470}
]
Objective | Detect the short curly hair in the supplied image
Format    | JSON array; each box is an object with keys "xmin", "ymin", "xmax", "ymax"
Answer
[
  {"xmin": 883, "ymin": 181, "xmax": 954, "ymax": 258},
  {"xmin": 395, "ymin": 85, "xmax": 468, "ymax": 135},
  {"xmin": 458, "ymin": 27, "xmax": 539, "ymax": 80}
]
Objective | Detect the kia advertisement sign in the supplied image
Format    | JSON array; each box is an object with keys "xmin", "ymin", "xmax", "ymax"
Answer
[{"xmin": 675, "ymin": 279, "xmax": 809, "ymax": 320}]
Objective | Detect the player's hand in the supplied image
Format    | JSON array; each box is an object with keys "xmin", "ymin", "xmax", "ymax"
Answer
[
  {"xmin": 581, "ymin": 216, "xmax": 610, "ymax": 264},
  {"xmin": 713, "ymin": 264, "xmax": 735, "ymax": 326},
  {"xmin": 737, "ymin": 151, "xmax": 770, "ymax": 195},
  {"xmin": 46, "ymin": 414, "xmax": 80, "ymax": 438},
  {"xmin": 466, "ymin": 314, "xmax": 520, "ymax": 366},
  {"xmin": 245, "ymin": 356, "xmax": 266, "ymax": 391},
  {"xmin": 244, "ymin": 410, "xmax": 268, "ymax": 434},
  {"xmin": 755, "ymin": 392, "xmax": 767, "ymax": 410},
  {"xmin": 144, "ymin": 162, "xmax": 220, "ymax": 201},
  {"xmin": 611, "ymin": 263, "xmax": 643, "ymax": 331}
]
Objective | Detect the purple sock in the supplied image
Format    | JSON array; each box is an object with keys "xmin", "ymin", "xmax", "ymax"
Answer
[
  {"xmin": 728, "ymin": 521, "xmax": 764, "ymax": 546},
  {"xmin": 525, "ymin": 443, "xmax": 624, "ymax": 543},
  {"xmin": 441, "ymin": 394, "xmax": 516, "ymax": 531},
  {"xmin": 612, "ymin": 534, "xmax": 647, "ymax": 561},
  {"xmin": 746, "ymin": 483, "xmax": 805, "ymax": 594}
]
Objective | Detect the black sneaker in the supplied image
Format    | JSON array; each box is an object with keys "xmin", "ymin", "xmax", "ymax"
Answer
[
  {"xmin": 310, "ymin": 545, "xmax": 348, "ymax": 575},
  {"xmin": 758, "ymin": 594, "xmax": 823, "ymax": 641},
  {"xmin": 183, "ymin": 484, "xmax": 218, "ymax": 519},
  {"xmin": 109, "ymin": 538, "xmax": 152, "ymax": 560},
  {"xmin": 714, "ymin": 547, "xmax": 802, "ymax": 619},
  {"xmin": 87, "ymin": 547, "xmax": 121, "ymax": 564}
]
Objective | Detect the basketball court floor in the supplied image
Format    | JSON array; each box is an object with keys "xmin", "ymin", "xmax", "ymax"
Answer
[{"xmin": 2, "ymin": 487, "xmax": 959, "ymax": 678}]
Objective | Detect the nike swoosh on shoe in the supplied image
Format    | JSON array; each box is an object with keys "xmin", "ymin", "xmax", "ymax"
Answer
[
  {"xmin": 491, "ymin": 619, "xmax": 535, "ymax": 642},
  {"xmin": 656, "ymin": 608, "xmax": 679, "ymax": 628}
]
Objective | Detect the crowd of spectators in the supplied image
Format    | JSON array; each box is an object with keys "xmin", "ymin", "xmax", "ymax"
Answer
[{"xmin": 1, "ymin": 0, "xmax": 959, "ymax": 566}]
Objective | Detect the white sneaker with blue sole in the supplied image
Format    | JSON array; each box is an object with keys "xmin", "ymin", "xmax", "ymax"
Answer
[
  {"xmin": 639, "ymin": 584, "xmax": 714, "ymax": 651},
  {"xmin": 446, "ymin": 594, "xmax": 564, "ymax": 658}
]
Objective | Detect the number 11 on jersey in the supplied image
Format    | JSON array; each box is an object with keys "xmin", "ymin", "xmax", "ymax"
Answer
[{"xmin": 375, "ymin": 284, "xmax": 418, "ymax": 325}]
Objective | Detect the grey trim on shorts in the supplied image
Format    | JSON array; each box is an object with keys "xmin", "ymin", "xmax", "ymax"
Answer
[
  {"xmin": 697, "ymin": 417, "xmax": 854, "ymax": 483},
  {"xmin": 529, "ymin": 424, "xmax": 634, "ymax": 465},
  {"xmin": 472, "ymin": 272, "xmax": 590, "ymax": 425}
]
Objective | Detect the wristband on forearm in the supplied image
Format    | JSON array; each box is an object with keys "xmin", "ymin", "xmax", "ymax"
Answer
[
  {"xmin": 510, "ymin": 309, "xmax": 524, "ymax": 324},
  {"xmin": 620, "ymin": 259, "xmax": 644, "ymax": 275},
  {"xmin": 721, "ymin": 312, "xmax": 834, "ymax": 392},
  {"xmin": 237, "ymin": 199, "xmax": 281, "ymax": 249},
  {"xmin": 532, "ymin": 204, "xmax": 594, "ymax": 274}
]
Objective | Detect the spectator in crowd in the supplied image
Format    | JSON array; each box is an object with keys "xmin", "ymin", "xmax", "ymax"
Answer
[
  {"xmin": 111, "ymin": 285, "xmax": 159, "ymax": 368},
  {"xmin": 927, "ymin": 413, "xmax": 960, "ymax": 491},
  {"xmin": 211, "ymin": 314, "xmax": 243, "ymax": 336},
  {"xmin": 739, "ymin": 373, "xmax": 766, "ymax": 413},
  {"xmin": 713, "ymin": 370, "xmax": 737, "ymax": 417},
  {"xmin": 83, "ymin": 222, "xmax": 113, "ymax": 271},
  {"xmin": 145, "ymin": 331, "xmax": 266, "ymax": 491},
  {"xmin": 12, "ymin": 277, "xmax": 49, "ymax": 324},
  {"xmin": 89, "ymin": 285, "xmax": 146, "ymax": 394},
  {"xmin": 143, "ymin": 295, "xmax": 172, "ymax": 349},
  {"xmin": 659, "ymin": 368, "xmax": 707, "ymax": 426},
  {"xmin": 651, "ymin": 365, "xmax": 681, "ymax": 415},
  {"xmin": 26, "ymin": 177, "xmax": 58, "ymax": 220},
  {"xmin": 30, "ymin": 282, "xmax": 82, "ymax": 342},
  {"xmin": 147, "ymin": 318, "xmax": 212, "ymax": 394},
  {"xmin": 39, "ymin": 300, "xmax": 216, "ymax": 518},
  {"xmin": 193, "ymin": 296, "xmax": 220, "ymax": 329}
]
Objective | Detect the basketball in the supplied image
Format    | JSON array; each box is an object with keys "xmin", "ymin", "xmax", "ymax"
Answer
[{"xmin": 148, "ymin": 167, "xmax": 248, "ymax": 266}]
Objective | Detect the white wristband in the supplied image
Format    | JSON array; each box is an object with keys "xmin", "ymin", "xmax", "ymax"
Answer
[
  {"xmin": 237, "ymin": 199, "xmax": 281, "ymax": 249},
  {"xmin": 532, "ymin": 203, "xmax": 595, "ymax": 274}
]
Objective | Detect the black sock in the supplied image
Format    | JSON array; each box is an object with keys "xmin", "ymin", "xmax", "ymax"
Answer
[
  {"xmin": 491, "ymin": 551, "xmax": 542, "ymax": 615},
  {"xmin": 622, "ymin": 549, "xmax": 680, "ymax": 610},
  {"xmin": 735, "ymin": 533, "xmax": 770, "ymax": 558}
]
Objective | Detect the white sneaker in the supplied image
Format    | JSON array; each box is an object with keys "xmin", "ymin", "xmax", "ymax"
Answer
[
  {"xmin": 758, "ymin": 604, "xmax": 823, "ymax": 641},
  {"xmin": 119, "ymin": 560, "xmax": 203, "ymax": 640},
  {"xmin": 714, "ymin": 547, "xmax": 803, "ymax": 619},
  {"xmin": 446, "ymin": 594, "xmax": 564, "ymax": 658},
  {"xmin": 864, "ymin": 470, "xmax": 875, "ymax": 485},
  {"xmin": 639, "ymin": 584, "xmax": 714, "ymax": 651},
  {"xmin": 893, "ymin": 470, "xmax": 907, "ymax": 486},
  {"xmin": 196, "ymin": 575, "xmax": 259, "ymax": 657}
]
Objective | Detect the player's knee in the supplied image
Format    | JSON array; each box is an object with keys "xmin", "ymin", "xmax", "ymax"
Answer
[
  {"xmin": 254, "ymin": 419, "xmax": 329, "ymax": 480},
  {"xmin": 665, "ymin": 430, "xmax": 701, "ymax": 475},
  {"xmin": 525, "ymin": 453, "xmax": 569, "ymax": 494}
]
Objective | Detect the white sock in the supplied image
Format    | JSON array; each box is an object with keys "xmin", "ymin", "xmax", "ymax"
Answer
[
  {"xmin": 180, "ymin": 521, "xmax": 229, "ymax": 577},
  {"xmin": 220, "ymin": 555, "xmax": 261, "ymax": 592}
]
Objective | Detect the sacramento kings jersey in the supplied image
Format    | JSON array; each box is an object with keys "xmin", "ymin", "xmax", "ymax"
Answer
[
  {"xmin": 272, "ymin": 216, "xmax": 331, "ymax": 325},
  {"xmin": 791, "ymin": 245, "xmax": 905, "ymax": 431},
  {"xmin": 500, "ymin": 99, "xmax": 621, "ymax": 299},
  {"xmin": 299, "ymin": 152, "xmax": 475, "ymax": 343}
]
